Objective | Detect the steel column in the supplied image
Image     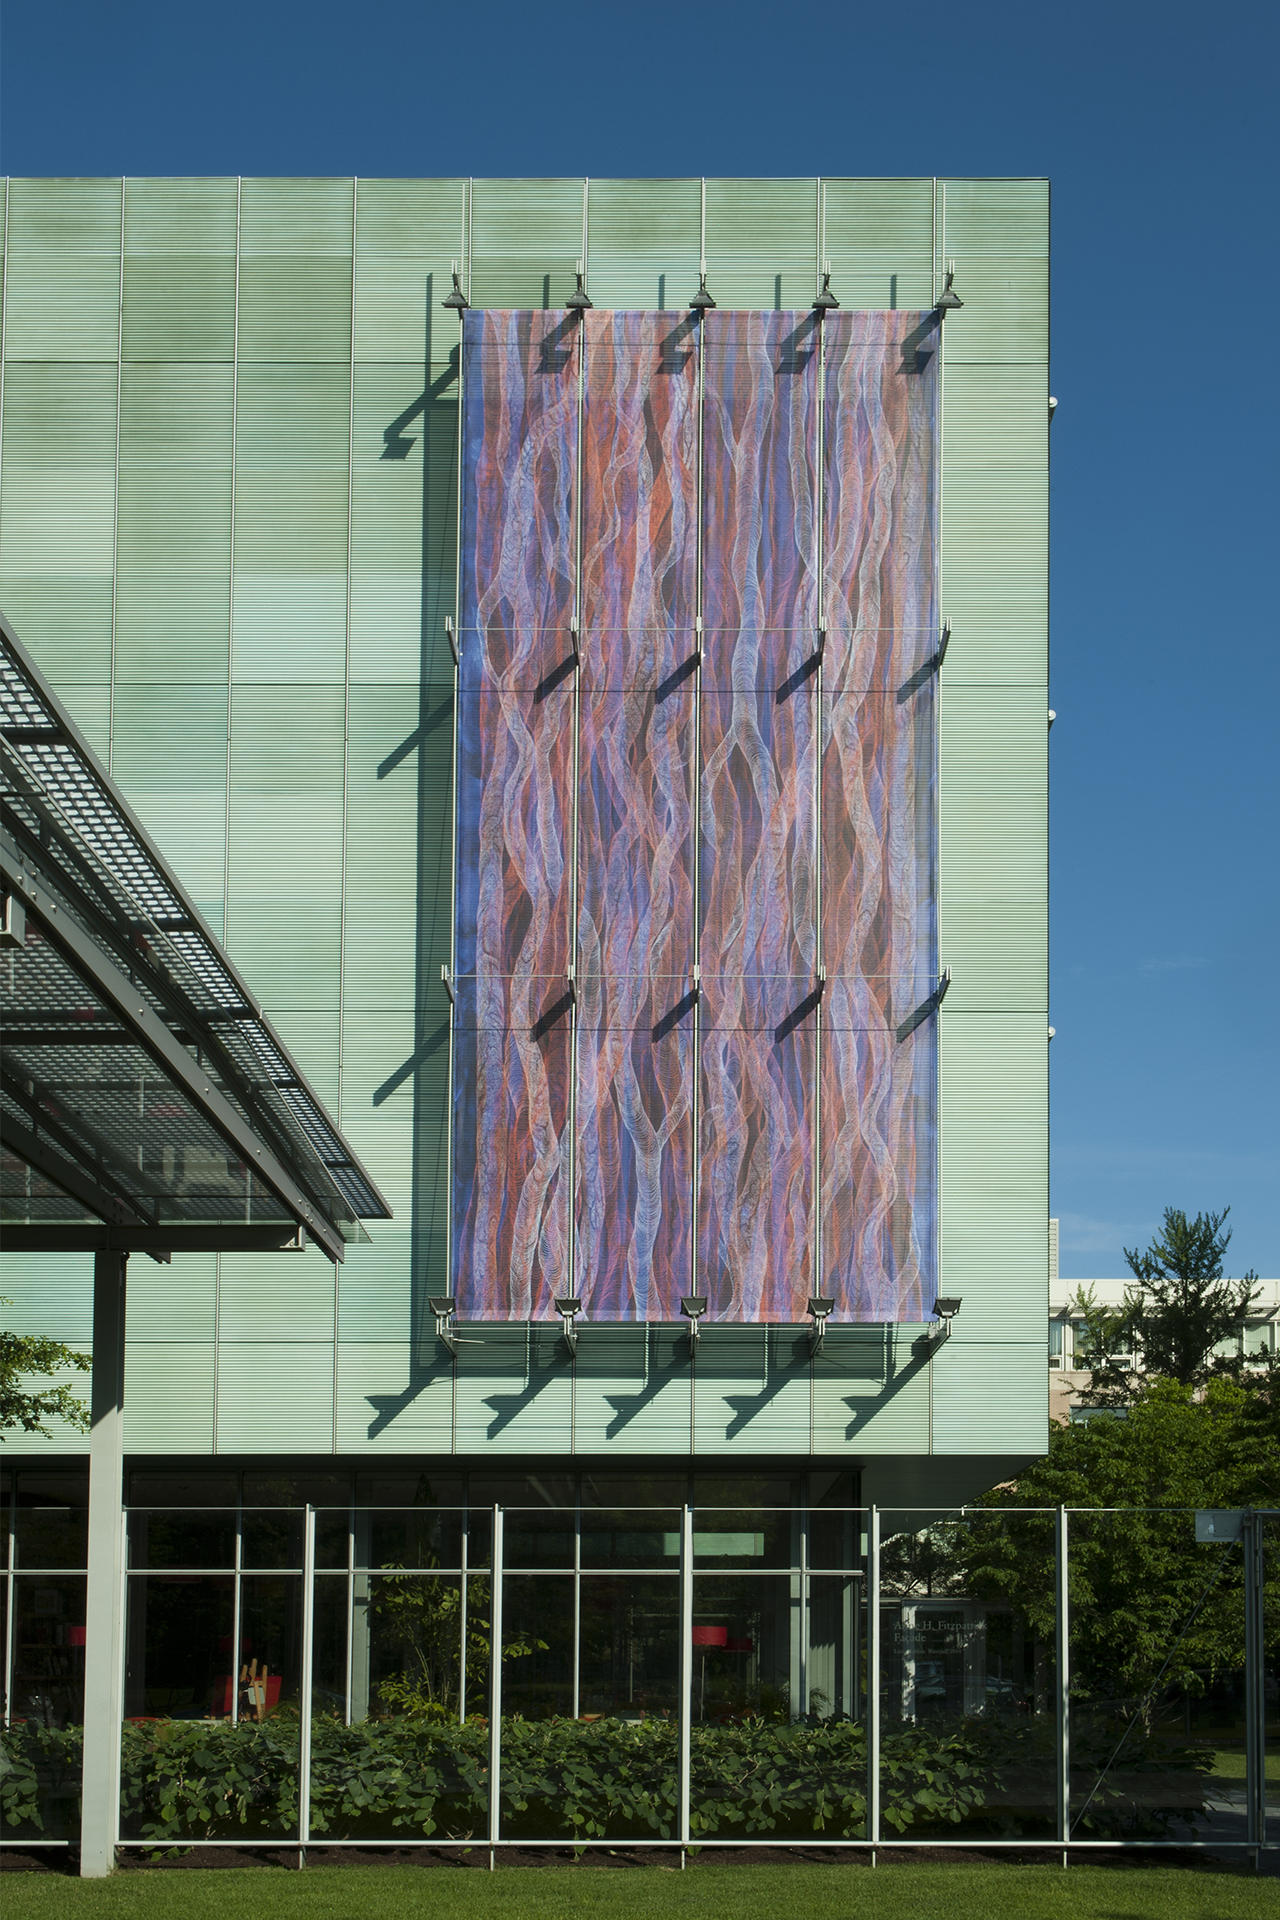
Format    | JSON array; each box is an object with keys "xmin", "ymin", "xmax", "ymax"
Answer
[
  {"xmin": 298, "ymin": 1504, "xmax": 316, "ymax": 1861},
  {"xmin": 1056, "ymin": 1506, "xmax": 1070, "ymax": 1860},
  {"xmin": 488, "ymin": 1505, "xmax": 503, "ymax": 1867},
  {"xmin": 1243, "ymin": 1510, "xmax": 1266, "ymax": 1856},
  {"xmin": 79, "ymin": 1250, "xmax": 128, "ymax": 1877},
  {"xmin": 867, "ymin": 1505, "xmax": 880, "ymax": 1848},
  {"xmin": 679, "ymin": 1502, "xmax": 694, "ymax": 1863}
]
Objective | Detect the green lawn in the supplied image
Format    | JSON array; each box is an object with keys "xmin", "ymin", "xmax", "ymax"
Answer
[
  {"xmin": 1211, "ymin": 1748, "xmax": 1280, "ymax": 1783},
  {"xmin": 1, "ymin": 1863, "xmax": 1276, "ymax": 1920}
]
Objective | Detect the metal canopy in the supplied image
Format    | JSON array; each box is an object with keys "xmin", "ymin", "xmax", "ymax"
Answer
[{"xmin": 0, "ymin": 611, "xmax": 391, "ymax": 1264}]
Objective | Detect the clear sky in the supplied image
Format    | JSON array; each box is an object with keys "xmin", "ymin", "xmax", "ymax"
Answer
[{"xmin": 2, "ymin": 0, "xmax": 1275, "ymax": 1279}]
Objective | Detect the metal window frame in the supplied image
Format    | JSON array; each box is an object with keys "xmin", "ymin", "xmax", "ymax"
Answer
[{"xmin": 6, "ymin": 1499, "xmax": 1274, "ymax": 1868}]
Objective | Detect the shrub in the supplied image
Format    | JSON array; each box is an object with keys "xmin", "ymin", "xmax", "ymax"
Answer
[{"xmin": 0, "ymin": 1712, "xmax": 1208, "ymax": 1845}]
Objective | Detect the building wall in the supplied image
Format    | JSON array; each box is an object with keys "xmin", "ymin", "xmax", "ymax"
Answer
[{"xmin": 0, "ymin": 178, "xmax": 1049, "ymax": 1480}]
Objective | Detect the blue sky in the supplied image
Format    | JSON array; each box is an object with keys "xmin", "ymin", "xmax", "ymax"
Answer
[{"xmin": 2, "ymin": 0, "xmax": 1276, "ymax": 1278}]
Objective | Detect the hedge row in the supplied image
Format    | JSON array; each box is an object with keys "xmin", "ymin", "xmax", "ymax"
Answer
[{"xmin": 0, "ymin": 1714, "xmax": 1206, "ymax": 1845}]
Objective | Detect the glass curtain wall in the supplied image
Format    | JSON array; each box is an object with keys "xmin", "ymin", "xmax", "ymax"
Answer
[
  {"xmin": 1, "ymin": 1485, "xmax": 1273, "ymax": 1857},
  {"xmin": 1067, "ymin": 1509, "xmax": 1254, "ymax": 1845},
  {"xmin": 878, "ymin": 1510, "xmax": 1056, "ymax": 1839},
  {"xmin": 0, "ymin": 1469, "xmax": 88, "ymax": 1839}
]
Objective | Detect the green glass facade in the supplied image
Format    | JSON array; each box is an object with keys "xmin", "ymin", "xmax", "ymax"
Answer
[{"xmin": 0, "ymin": 177, "xmax": 1048, "ymax": 1501}]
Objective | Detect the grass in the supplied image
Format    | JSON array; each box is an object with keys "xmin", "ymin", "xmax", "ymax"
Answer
[
  {"xmin": 0, "ymin": 1862, "xmax": 1276, "ymax": 1920},
  {"xmin": 1211, "ymin": 1748, "xmax": 1280, "ymax": 1783}
]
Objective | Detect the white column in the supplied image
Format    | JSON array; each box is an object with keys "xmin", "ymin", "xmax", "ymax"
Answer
[
  {"xmin": 298, "ymin": 1505, "xmax": 316, "ymax": 1859},
  {"xmin": 678, "ymin": 1503, "xmax": 693, "ymax": 1861},
  {"xmin": 79, "ymin": 1250, "xmax": 127, "ymax": 1878},
  {"xmin": 1055, "ymin": 1506, "xmax": 1070, "ymax": 1859},
  {"xmin": 866, "ymin": 1505, "xmax": 880, "ymax": 1847},
  {"xmin": 1243, "ymin": 1510, "xmax": 1266, "ymax": 1856},
  {"xmin": 488, "ymin": 1505, "xmax": 503, "ymax": 1867}
]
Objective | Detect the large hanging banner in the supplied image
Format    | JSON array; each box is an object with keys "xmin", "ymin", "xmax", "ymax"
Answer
[{"xmin": 453, "ymin": 307, "xmax": 938, "ymax": 1322}]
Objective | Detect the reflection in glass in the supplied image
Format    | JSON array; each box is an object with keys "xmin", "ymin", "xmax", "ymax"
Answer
[
  {"xmin": 238, "ymin": 1576, "xmax": 302, "ymax": 1718},
  {"xmin": 128, "ymin": 1471, "xmax": 237, "ymax": 1508},
  {"xmin": 879, "ymin": 1511, "xmax": 1055, "ymax": 1838},
  {"xmin": 128, "ymin": 1509, "xmax": 236, "ymax": 1571},
  {"xmin": 14, "ymin": 1472, "xmax": 88, "ymax": 1569},
  {"xmin": 3, "ymin": 1574, "xmax": 85, "ymax": 1838},
  {"xmin": 360, "ymin": 1507, "xmax": 464, "ymax": 1572},
  {"xmin": 580, "ymin": 1511, "xmax": 680, "ymax": 1570},
  {"xmin": 124, "ymin": 1574, "xmax": 233, "ymax": 1719},
  {"xmin": 10, "ymin": 1574, "xmax": 86, "ymax": 1727},
  {"xmin": 579, "ymin": 1576, "xmax": 679, "ymax": 1718},
  {"xmin": 499, "ymin": 1508, "xmax": 574, "ymax": 1571},
  {"xmin": 241, "ymin": 1510, "xmax": 303, "ymax": 1570},
  {"xmin": 120, "ymin": 1572, "xmax": 299, "ymax": 1842},
  {"xmin": 579, "ymin": 1472, "xmax": 686, "ymax": 1508},
  {"xmin": 1068, "ymin": 1508, "xmax": 1239, "ymax": 1842},
  {"xmin": 809, "ymin": 1502, "xmax": 859, "ymax": 1573},
  {"xmin": 500, "ymin": 1576, "xmax": 574, "ymax": 1718},
  {"xmin": 692, "ymin": 1507, "xmax": 792, "ymax": 1569},
  {"xmin": 362, "ymin": 1573, "xmax": 464, "ymax": 1719},
  {"xmin": 311, "ymin": 1573, "xmax": 348, "ymax": 1719},
  {"xmin": 691, "ymin": 1575, "xmax": 792, "ymax": 1722},
  {"xmin": 314, "ymin": 1507, "xmax": 349, "ymax": 1571}
]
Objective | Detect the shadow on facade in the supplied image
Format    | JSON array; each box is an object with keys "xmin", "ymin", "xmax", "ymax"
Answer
[{"xmin": 367, "ymin": 1321, "xmax": 928, "ymax": 1444}]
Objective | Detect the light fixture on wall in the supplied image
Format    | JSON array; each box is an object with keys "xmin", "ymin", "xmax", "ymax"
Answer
[
  {"xmin": 555, "ymin": 1296, "xmax": 583, "ymax": 1356},
  {"xmin": 429, "ymin": 1296, "xmax": 459, "ymax": 1353},
  {"xmin": 681, "ymin": 1296, "xmax": 708, "ymax": 1347},
  {"xmin": 812, "ymin": 269, "xmax": 840, "ymax": 313},
  {"xmin": 929, "ymin": 1297, "xmax": 963, "ymax": 1343},
  {"xmin": 807, "ymin": 1296, "xmax": 835, "ymax": 1352},
  {"xmin": 441, "ymin": 263, "xmax": 469, "ymax": 311},
  {"xmin": 566, "ymin": 263, "xmax": 593, "ymax": 312},
  {"xmin": 689, "ymin": 269, "xmax": 716, "ymax": 312},
  {"xmin": 935, "ymin": 263, "xmax": 964, "ymax": 314}
]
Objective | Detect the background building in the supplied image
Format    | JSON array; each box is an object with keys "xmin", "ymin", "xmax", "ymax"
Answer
[{"xmin": 0, "ymin": 177, "xmax": 1050, "ymax": 1758}]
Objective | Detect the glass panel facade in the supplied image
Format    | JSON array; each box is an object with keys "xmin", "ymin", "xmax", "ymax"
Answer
[
  {"xmin": 879, "ymin": 1511, "xmax": 1055, "ymax": 1840},
  {"xmin": 1068, "ymin": 1509, "xmax": 1247, "ymax": 1844},
  {"xmin": 2, "ymin": 1493, "xmax": 1272, "ymax": 1853}
]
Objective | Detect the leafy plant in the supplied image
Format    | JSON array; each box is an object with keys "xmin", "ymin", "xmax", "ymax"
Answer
[
  {"xmin": 0, "ymin": 1712, "xmax": 1210, "ymax": 1845},
  {"xmin": 0, "ymin": 1299, "xmax": 90, "ymax": 1436},
  {"xmin": 369, "ymin": 1572, "xmax": 547, "ymax": 1718}
]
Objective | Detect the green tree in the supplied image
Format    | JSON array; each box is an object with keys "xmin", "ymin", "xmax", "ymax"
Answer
[
  {"xmin": 370, "ymin": 1573, "xmax": 546, "ymax": 1718},
  {"xmin": 957, "ymin": 1377, "xmax": 1280, "ymax": 1712},
  {"xmin": 1071, "ymin": 1206, "xmax": 1262, "ymax": 1404},
  {"xmin": 1125, "ymin": 1206, "xmax": 1261, "ymax": 1382},
  {"xmin": 0, "ymin": 1301, "xmax": 89, "ymax": 1435}
]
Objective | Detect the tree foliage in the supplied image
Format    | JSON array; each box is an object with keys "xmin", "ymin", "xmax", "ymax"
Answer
[
  {"xmin": 958, "ymin": 1377, "xmax": 1280, "ymax": 1710},
  {"xmin": 0, "ymin": 1301, "xmax": 89, "ymax": 1435},
  {"xmin": 1070, "ymin": 1207, "xmax": 1262, "ymax": 1405},
  {"xmin": 369, "ymin": 1572, "xmax": 545, "ymax": 1718}
]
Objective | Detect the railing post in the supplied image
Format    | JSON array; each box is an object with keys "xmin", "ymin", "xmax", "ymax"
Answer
[
  {"xmin": 867, "ymin": 1505, "xmax": 879, "ymax": 1852},
  {"xmin": 488, "ymin": 1505, "xmax": 503, "ymax": 1869},
  {"xmin": 80, "ymin": 1249, "xmax": 128, "ymax": 1878},
  {"xmin": 1056, "ymin": 1505, "xmax": 1070, "ymax": 1863},
  {"xmin": 298, "ymin": 1504, "xmax": 316, "ymax": 1864},
  {"xmin": 1243, "ymin": 1509, "xmax": 1265, "ymax": 1858},
  {"xmin": 679, "ymin": 1502, "xmax": 694, "ymax": 1865}
]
